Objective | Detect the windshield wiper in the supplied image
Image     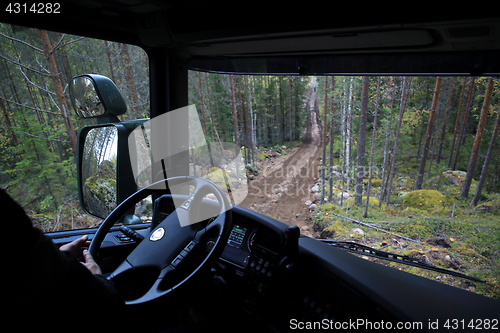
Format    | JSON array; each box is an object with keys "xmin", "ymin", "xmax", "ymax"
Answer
[{"xmin": 319, "ymin": 240, "xmax": 484, "ymax": 283}]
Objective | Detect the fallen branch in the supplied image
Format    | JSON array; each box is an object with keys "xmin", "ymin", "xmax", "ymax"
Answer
[{"xmin": 329, "ymin": 212, "xmax": 420, "ymax": 243}]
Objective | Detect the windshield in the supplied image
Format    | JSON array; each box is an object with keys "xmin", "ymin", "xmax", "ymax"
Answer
[
  {"xmin": 187, "ymin": 72, "xmax": 500, "ymax": 299},
  {"xmin": 0, "ymin": 20, "xmax": 498, "ymax": 299}
]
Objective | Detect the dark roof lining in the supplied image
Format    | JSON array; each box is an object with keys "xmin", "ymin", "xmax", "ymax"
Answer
[{"xmin": 188, "ymin": 50, "xmax": 500, "ymax": 76}]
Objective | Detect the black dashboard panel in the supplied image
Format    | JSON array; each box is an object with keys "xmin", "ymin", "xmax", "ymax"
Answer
[
  {"xmin": 219, "ymin": 210, "xmax": 285, "ymax": 270},
  {"xmin": 219, "ymin": 206, "xmax": 289, "ymax": 283},
  {"xmin": 297, "ymin": 236, "xmax": 500, "ymax": 327},
  {"xmin": 46, "ymin": 205, "xmax": 500, "ymax": 331}
]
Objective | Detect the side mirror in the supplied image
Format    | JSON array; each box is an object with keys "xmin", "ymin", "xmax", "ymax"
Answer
[
  {"xmin": 79, "ymin": 126, "xmax": 118, "ymax": 218},
  {"xmin": 77, "ymin": 120, "xmax": 148, "ymax": 219},
  {"xmin": 69, "ymin": 74, "xmax": 127, "ymax": 121}
]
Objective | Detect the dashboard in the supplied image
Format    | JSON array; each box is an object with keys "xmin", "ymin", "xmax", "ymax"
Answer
[
  {"xmin": 217, "ymin": 208, "xmax": 290, "ymax": 298},
  {"xmin": 46, "ymin": 203, "xmax": 500, "ymax": 331},
  {"xmin": 220, "ymin": 220, "xmax": 282, "ymax": 271}
]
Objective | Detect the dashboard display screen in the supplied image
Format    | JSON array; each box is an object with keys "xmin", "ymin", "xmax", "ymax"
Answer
[{"xmin": 227, "ymin": 225, "xmax": 247, "ymax": 249}]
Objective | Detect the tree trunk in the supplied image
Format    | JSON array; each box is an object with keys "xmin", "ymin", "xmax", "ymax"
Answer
[
  {"xmin": 437, "ymin": 78, "xmax": 454, "ymax": 164},
  {"xmin": 355, "ymin": 76, "xmax": 369, "ymax": 206},
  {"xmin": 471, "ymin": 107, "xmax": 500, "ymax": 206},
  {"xmin": 305, "ymin": 89, "xmax": 312, "ymax": 142},
  {"xmin": 204, "ymin": 73, "xmax": 216, "ymax": 141},
  {"xmin": 379, "ymin": 77, "xmax": 395, "ymax": 206},
  {"xmin": 230, "ymin": 75, "xmax": 239, "ymax": 146},
  {"xmin": 453, "ymin": 77, "xmax": 476, "ymax": 170},
  {"xmin": 212, "ymin": 74, "xmax": 221, "ymax": 140},
  {"xmin": 448, "ymin": 77, "xmax": 467, "ymax": 168},
  {"xmin": 321, "ymin": 78, "xmax": 327, "ymax": 205},
  {"xmin": 328, "ymin": 76, "xmax": 335, "ymax": 203},
  {"xmin": 121, "ymin": 43, "xmax": 140, "ymax": 118},
  {"xmin": 279, "ymin": 77, "xmax": 284, "ymax": 145},
  {"xmin": 461, "ymin": 78, "xmax": 494, "ymax": 198},
  {"xmin": 289, "ymin": 77, "xmax": 293, "ymax": 147},
  {"xmin": 415, "ymin": 76, "xmax": 442, "ymax": 190},
  {"xmin": 346, "ymin": 77, "xmax": 353, "ymax": 188},
  {"xmin": 198, "ymin": 72, "xmax": 209, "ymax": 137},
  {"xmin": 387, "ymin": 77, "xmax": 411, "ymax": 205},
  {"xmin": 104, "ymin": 41, "xmax": 117, "ymax": 83},
  {"xmin": 426, "ymin": 120, "xmax": 438, "ymax": 183},
  {"xmin": 37, "ymin": 29, "xmax": 77, "ymax": 156},
  {"xmin": 487, "ymin": 142, "xmax": 500, "ymax": 193},
  {"xmin": 249, "ymin": 76, "xmax": 257, "ymax": 148},
  {"xmin": 0, "ymin": 97, "xmax": 19, "ymax": 148},
  {"xmin": 364, "ymin": 77, "xmax": 381, "ymax": 217},
  {"xmin": 244, "ymin": 76, "xmax": 254, "ymax": 165}
]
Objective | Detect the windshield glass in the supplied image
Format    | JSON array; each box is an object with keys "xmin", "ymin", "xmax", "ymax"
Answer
[{"xmin": 187, "ymin": 72, "xmax": 500, "ymax": 299}]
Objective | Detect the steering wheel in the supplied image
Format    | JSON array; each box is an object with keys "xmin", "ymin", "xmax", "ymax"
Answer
[{"xmin": 88, "ymin": 176, "xmax": 232, "ymax": 305}]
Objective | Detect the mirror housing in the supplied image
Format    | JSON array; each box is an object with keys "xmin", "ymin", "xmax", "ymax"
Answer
[
  {"xmin": 78, "ymin": 125, "xmax": 118, "ymax": 218},
  {"xmin": 69, "ymin": 74, "xmax": 127, "ymax": 121},
  {"xmin": 77, "ymin": 120, "xmax": 147, "ymax": 219}
]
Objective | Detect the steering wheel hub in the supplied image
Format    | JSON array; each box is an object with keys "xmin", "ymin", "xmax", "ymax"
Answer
[{"xmin": 150, "ymin": 227, "xmax": 165, "ymax": 241}]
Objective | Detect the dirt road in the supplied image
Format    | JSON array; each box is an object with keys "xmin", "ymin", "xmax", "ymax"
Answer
[{"xmin": 239, "ymin": 79, "xmax": 322, "ymax": 238}]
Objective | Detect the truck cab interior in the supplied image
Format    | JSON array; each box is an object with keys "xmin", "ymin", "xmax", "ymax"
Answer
[{"xmin": 3, "ymin": 2, "xmax": 500, "ymax": 332}]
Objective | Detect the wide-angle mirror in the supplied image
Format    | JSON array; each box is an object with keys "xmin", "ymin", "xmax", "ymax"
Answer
[
  {"xmin": 69, "ymin": 74, "xmax": 127, "ymax": 120},
  {"xmin": 69, "ymin": 76, "xmax": 106, "ymax": 118},
  {"xmin": 80, "ymin": 126, "xmax": 118, "ymax": 218}
]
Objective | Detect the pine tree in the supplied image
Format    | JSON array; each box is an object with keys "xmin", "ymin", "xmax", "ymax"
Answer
[
  {"xmin": 415, "ymin": 76, "xmax": 442, "ymax": 190},
  {"xmin": 38, "ymin": 29, "xmax": 77, "ymax": 155},
  {"xmin": 386, "ymin": 77, "xmax": 411, "ymax": 205},
  {"xmin": 364, "ymin": 77, "xmax": 381, "ymax": 217},
  {"xmin": 355, "ymin": 76, "xmax": 369, "ymax": 206},
  {"xmin": 471, "ymin": 105, "xmax": 500, "ymax": 207},
  {"xmin": 452, "ymin": 77, "xmax": 476, "ymax": 170},
  {"xmin": 461, "ymin": 78, "xmax": 494, "ymax": 198}
]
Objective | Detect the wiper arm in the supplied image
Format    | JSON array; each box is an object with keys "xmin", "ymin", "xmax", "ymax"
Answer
[{"xmin": 319, "ymin": 240, "xmax": 485, "ymax": 283}]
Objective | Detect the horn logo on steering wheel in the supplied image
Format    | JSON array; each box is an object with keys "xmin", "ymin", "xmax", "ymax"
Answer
[{"xmin": 150, "ymin": 227, "xmax": 165, "ymax": 241}]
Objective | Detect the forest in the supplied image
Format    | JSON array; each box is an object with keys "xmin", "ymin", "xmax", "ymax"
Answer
[
  {"xmin": 1, "ymin": 24, "xmax": 499, "ymax": 298},
  {"xmin": 0, "ymin": 23, "xmax": 149, "ymax": 230}
]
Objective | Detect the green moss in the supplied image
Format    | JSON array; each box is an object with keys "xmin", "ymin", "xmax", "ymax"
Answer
[
  {"xmin": 403, "ymin": 190, "xmax": 453, "ymax": 212},
  {"xmin": 324, "ymin": 219, "xmax": 347, "ymax": 235},
  {"xmin": 318, "ymin": 202, "xmax": 342, "ymax": 214},
  {"xmin": 84, "ymin": 176, "xmax": 116, "ymax": 203},
  {"xmin": 402, "ymin": 206, "xmax": 428, "ymax": 216},
  {"xmin": 475, "ymin": 195, "xmax": 500, "ymax": 215},
  {"xmin": 389, "ymin": 218, "xmax": 436, "ymax": 239},
  {"xmin": 345, "ymin": 196, "xmax": 380, "ymax": 207},
  {"xmin": 370, "ymin": 178, "xmax": 382, "ymax": 187},
  {"xmin": 256, "ymin": 153, "xmax": 268, "ymax": 161}
]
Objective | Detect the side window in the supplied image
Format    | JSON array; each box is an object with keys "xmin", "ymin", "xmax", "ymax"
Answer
[{"xmin": 0, "ymin": 23, "xmax": 149, "ymax": 232}]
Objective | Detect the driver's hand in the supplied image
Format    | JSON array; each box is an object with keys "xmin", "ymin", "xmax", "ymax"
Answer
[
  {"xmin": 60, "ymin": 235, "xmax": 102, "ymax": 275},
  {"xmin": 59, "ymin": 235, "xmax": 90, "ymax": 260},
  {"xmin": 81, "ymin": 249, "xmax": 102, "ymax": 275}
]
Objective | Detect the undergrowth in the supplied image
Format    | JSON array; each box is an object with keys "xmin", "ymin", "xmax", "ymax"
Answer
[{"xmin": 314, "ymin": 199, "xmax": 500, "ymax": 299}]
